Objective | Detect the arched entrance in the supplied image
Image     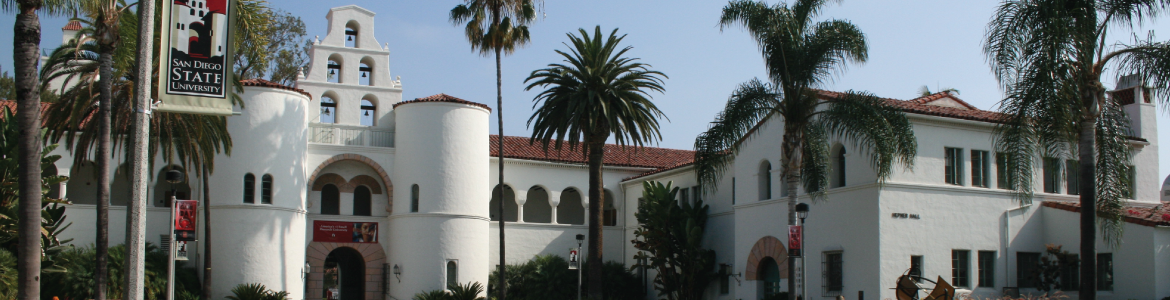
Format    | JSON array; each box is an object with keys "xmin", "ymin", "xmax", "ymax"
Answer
[
  {"xmin": 324, "ymin": 247, "xmax": 364, "ymax": 300},
  {"xmin": 307, "ymin": 242, "xmax": 385, "ymax": 300},
  {"xmin": 745, "ymin": 236, "xmax": 789, "ymax": 298}
]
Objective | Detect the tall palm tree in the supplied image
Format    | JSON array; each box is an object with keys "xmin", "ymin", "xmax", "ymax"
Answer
[
  {"xmin": 525, "ymin": 26, "xmax": 667, "ymax": 299},
  {"xmin": 984, "ymin": 1, "xmax": 1170, "ymax": 297},
  {"xmin": 449, "ymin": 1, "xmax": 539, "ymax": 298},
  {"xmin": 0, "ymin": 0, "xmax": 78, "ymax": 299},
  {"xmin": 702, "ymin": 2, "xmax": 916, "ymax": 299}
]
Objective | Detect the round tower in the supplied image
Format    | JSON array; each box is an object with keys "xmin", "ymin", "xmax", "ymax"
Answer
[
  {"xmin": 208, "ymin": 80, "xmax": 311, "ymax": 300},
  {"xmin": 388, "ymin": 94, "xmax": 490, "ymax": 298}
]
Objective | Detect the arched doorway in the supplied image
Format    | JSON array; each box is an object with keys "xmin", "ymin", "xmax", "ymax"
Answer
[
  {"xmin": 759, "ymin": 257, "xmax": 782, "ymax": 297},
  {"xmin": 745, "ymin": 236, "xmax": 789, "ymax": 299},
  {"xmin": 324, "ymin": 247, "xmax": 365, "ymax": 300},
  {"xmin": 306, "ymin": 242, "xmax": 386, "ymax": 300}
]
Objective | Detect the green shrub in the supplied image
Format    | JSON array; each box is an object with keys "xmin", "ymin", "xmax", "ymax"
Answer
[
  {"xmin": 412, "ymin": 282, "xmax": 485, "ymax": 300},
  {"xmin": 226, "ymin": 283, "xmax": 290, "ymax": 300},
  {"xmin": 487, "ymin": 254, "xmax": 642, "ymax": 300},
  {"xmin": 40, "ymin": 243, "xmax": 201, "ymax": 300}
]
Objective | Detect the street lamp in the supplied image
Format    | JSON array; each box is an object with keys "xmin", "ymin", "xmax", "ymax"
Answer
[
  {"xmin": 795, "ymin": 203, "xmax": 810, "ymax": 300},
  {"xmin": 576, "ymin": 234, "xmax": 584, "ymax": 300}
]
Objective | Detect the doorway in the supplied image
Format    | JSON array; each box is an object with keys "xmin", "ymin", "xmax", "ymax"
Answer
[{"xmin": 323, "ymin": 247, "xmax": 365, "ymax": 300}]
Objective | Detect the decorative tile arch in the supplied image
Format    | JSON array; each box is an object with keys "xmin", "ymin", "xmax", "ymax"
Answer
[
  {"xmin": 305, "ymin": 242, "xmax": 386, "ymax": 300},
  {"xmin": 310, "ymin": 154, "xmax": 393, "ymax": 212},
  {"xmin": 745, "ymin": 236, "xmax": 789, "ymax": 280}
]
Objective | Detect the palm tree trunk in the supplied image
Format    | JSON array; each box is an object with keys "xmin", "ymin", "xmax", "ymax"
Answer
[
  {"xmin": 1077, "ymin": 99, "xmax": 1098, "ymax": 300},
  {"xmin": 95, "ymin": 45, "xmax": 115, "ymax": 300},
  {"xmin": 201, "ymin": 165, "xmax": 212, "ymax": 300},
  {"xmin": 586, "ymin": 138, "xmax": 605, "ymax": 299},
  {"xmin": 786, "ymin": 175, "xmax": 798, "ymax": 300},
  {"xmin": 782, "ymin": 128, "xmax": 801, "ymax": 300},
  {"xmin": 13, "ymin": 2, "xmax": 43, "ymax": 300},
  {"xmin": 495, "ymin": 43, "xmax": 508, "ymax": 300}
]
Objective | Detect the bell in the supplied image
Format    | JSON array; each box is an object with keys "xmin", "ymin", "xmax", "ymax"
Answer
[
  {"xmin": 348, "ymin": 35, "xmax": 354, "ymax": 41},
  {"xmin": 329, "ymin": 69, "xmax": 336, "ymax": 76},
  {"xmin": 364, "ymin": 110, "xmax": 370, "ymax": 116},
  {"xmin": 362, "ymin": 72, "xmax": 367, "ymax": 78},
  {"xmin": 322, "ymin": 108, "xmax": 331, "ymax": 116}
]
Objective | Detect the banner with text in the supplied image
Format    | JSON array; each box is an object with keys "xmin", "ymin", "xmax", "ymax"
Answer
[
  {"xmin": 788, "ymin": 225, "xmax": 802, "ymax": 257},
  {"xmin": 156, "ymin": 0, "xmax": 236, "ymax": 115},
  {"xmin": 174, "ymin": 200, "xmax": 198, "ymax": 241},
  {"xmin": 313, "ymin": 221, "xmax": 379, "ymax": 243}
]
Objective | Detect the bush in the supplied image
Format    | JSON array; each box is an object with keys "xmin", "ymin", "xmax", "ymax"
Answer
[
  {"xmin": 487, "ymin": 254, "xmax": 642, "ymax": 300},
  {"xmin": 227, "ymin": 283, "xmax": 290, "ymax": 300},
  {"xmin": 40, "ymin": 243, "xmax": 201, "ymax": 300},
  {"xmin": 412, "ymin": 281, "xmax": 485, "ymax": 300}
]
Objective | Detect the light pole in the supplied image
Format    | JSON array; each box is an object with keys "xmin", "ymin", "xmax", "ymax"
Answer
[
  {"xmin": 576, "ymin": 234, "xmax": 584, "ymax": 300},
  {"xmin": 164, "ymin": 168, "xmax": 183, "ymax": 300},
  {"xmin": 795, "ymin": 203, "xmax": 809, "ymax": 300}
]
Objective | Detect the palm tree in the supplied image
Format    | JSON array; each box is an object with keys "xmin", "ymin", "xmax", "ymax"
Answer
[
  {"xmin": 984, "ymin": 1, "xmax": 1170, "ymax": 297},
  {"xmin": 449, "ymin": 1, "xmax": 539, "ymax": 298},
  {"xmin": 525, "ymin": 26, "xmax": 667, "ymax": 299},
  {"xmin": 0, "ymin": 0, "xmax": 78, "ymax": 299},
  {"xmin": 702, "ymin": 2, "xmax": 916, "ymax": 299},
  {"xmin": 917, "ymin": 85, "xmax": 959, "ymax": 97}
]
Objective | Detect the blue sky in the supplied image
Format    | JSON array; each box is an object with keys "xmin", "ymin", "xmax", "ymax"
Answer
[{"xmin": 3, "ymin": 0, "xmax": 1170, "ymax": 181}]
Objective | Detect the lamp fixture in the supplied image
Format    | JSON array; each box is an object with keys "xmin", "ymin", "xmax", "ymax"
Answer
[
  {"xmin": 795, "ymin": 202, "xmax": 809, "ymax": 221},
  {"xmin": 165, "ymin": 169, "xmax": 184, "ymax": 184},
  {"xmin": 392, "ymin": 264, "xmax": 402, "ymax": 282}
]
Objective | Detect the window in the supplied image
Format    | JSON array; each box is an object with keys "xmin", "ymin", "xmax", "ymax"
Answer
[
  {"xmin": 692, "ymin": 186, "xmax": 701, "ymax": 205},
  {"xmin": 679, "ymin": 188, "xmax": 689, "ymax": 205},
  {"xmin": 1097, "ymin": 253, "xmax": 1113, "ymax": 291},
  {"xmin": 327, "ymin": 60, "xmax": 341, "ymax": 83},
  {"xmin": 720, "ymin": 264, "xmax": 730, "ymax": 295},
  {"xmin": 320, "ymin": 96, "xmax": 337, "ymax": 123},
  {"xmin": 971, "ymin": 150, "xmax": 990, "ymax": 188},
  {"xmin": 353, "ymin": 186, "xmax": 371, "ymax": 216},
  {"xmin": 446, "ymin": 261, "xmax": 458, "ymax": 289},
  {"xmin": 952, "ymin": 250, "xmax": 970, "ymax": 287},
  {"xmin": 1066, "ymin": 160, "xmax": 1080, "ymax": 195},
  {"xmin": 359, "ymin": 63, "xmax": 373, "ymax": 86},
  {"xmin": 945, "ymin": 148, "xmax": 963, "ymax": 185},
  {"xmin": 360, "ymin": 99, "xmax": 376, "ymax": 126},
  {"xmin": 759, "ymin": 161, "xmax": 772, "ymax": 200},
  {"xmin": 822, "ymin": 252, "xmax": 843, "ymax": 296},
  {"xmin": 978, "ymin": 251, "xmax": 995, "ymax": 288},
  {"xmin": 345, "ymin": 27, "xmax": 358, "ymax": 48},
  {"xmin": 732, "ymin": 177, "xmax": 736, "ymax": 204},
  {"xmin": 603, "ymin": 192, "xmax": 617, "ymax": 226},
  {"xmin": 997, "ymin": 153, "xmax": 1015, "ymax": 190},
  {"xmin": 321, "ymin": 184, "xmax": 340, "ymax": 215},
  {"xmin": 1017, "ymin": 252, "xmax": 1040, "ymax": 288},
  {"xmin": 243, "ymin": 173, "xmax": 255, "ymax": 204},
  {"xmin": 910, "ymin": 256, "xmax": 924, "ymax": 283},
  {"xmin": 411, "ymin": 184, "xmax": 420, "ymax": 212},
  {"xmin": 1123, "ymin": 165, "xmax": 1136, "ymax": 199},
  {"xmin": 1043, "ymin": 157, "xmax": 1060, "ymax": 193},
  {"xmin": 261, "ymin": 174, "xmax": 273, "ymax": 204},
  {"xmin": 834, "ymin": 146, "xmax": 847, "ymax": 188},
  {"xmin": 1059, "ymin": 255, "xmax": 1078, "ymax": 291}
]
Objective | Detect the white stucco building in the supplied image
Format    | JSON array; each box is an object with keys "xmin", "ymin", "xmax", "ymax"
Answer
[{"xmin": 36, "ymin": 4, "xmax": 1170, "ymax": 300}]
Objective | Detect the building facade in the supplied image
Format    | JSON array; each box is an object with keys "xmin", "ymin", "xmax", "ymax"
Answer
[{"xmin": 45, "ymin": 5, "xmax": 1170, "ymax": 300}]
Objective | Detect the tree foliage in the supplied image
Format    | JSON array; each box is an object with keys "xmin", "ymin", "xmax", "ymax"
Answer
[
  {"xmin": 234, "ymin": 7, "xmax": 309, "ymax": 86},
  {"xmin": 412, "ymin": 282, "xmax": 485, "ymax": 300},
  {"xmin": 632, "ymin": 181, "xmax": 715, "ymax": 300},
  {"xmin": 487, "ymin": 255, "xmax": 641, "ymax": 300},
  {"xmin": 226, "ymin": 283, "xmax": 289, "ymax": 300}
]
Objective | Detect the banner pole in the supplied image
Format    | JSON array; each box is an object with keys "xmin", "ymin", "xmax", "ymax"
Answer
[{"xmin": 167, "ymin": 196, "xmax": 176, "ymax": 300}]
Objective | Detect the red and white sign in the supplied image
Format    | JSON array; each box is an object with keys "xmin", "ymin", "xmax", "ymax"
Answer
[
  {"xmin": 313, "ymin": 221, "xmax": 378, "ymax": 243},
  {"xmin": 174, "ymin": 200, "xmax": 198, "ymax": 241},
  {"xmin": 788, "ymin": 225, "xmax": 802, "ymax": 256},
  {"xmin": 568, "ymin": 248, "xmax": 579, "ymax": 270}
]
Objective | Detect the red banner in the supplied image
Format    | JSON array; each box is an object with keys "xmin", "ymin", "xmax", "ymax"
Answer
[
  {"xmin": 313, "ymin": 221, "xmax": 378, "ymax": 243},
  {"xmin": 175, "ymin": 200, "xmax": 198, "ymax": 241},
  {"xmin": 788, "ymin": 225, "xmax": 802, "ymax": 257}
]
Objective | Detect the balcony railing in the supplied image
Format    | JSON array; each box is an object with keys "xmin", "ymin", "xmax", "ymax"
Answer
[{"xmin": 309, "ymin": 123, "xmax": 394, "ymax": 148}]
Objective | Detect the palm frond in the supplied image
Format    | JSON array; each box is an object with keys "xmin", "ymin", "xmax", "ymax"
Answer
[
  {"xmin": 1111, "ymin": 37, "xmax": 1170, "ymax": 103},
  {"xmin": 693, "ymin": 79, "xmax": 779, "ymax": 189},
  {"xmin": 1094, "ymin": 99, "xmax": 1134, "ymax": 246},
  {"xmin": 800, "ymin": 122, "xmax": 829, "ymax": 201},
  {"xmin": 817, "ymin": 91, "xmax": 917, "ymax": 183},
  {"xmin": 449, "ymin": 0, "xmax": 541, "ymax": 56}
]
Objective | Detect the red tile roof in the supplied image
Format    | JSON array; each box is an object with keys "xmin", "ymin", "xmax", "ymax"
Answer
[
  {"xmin": 62, "ymin": 20, "xmax": 82, "ymax": 31},
  {"xmin": 491, "ymin": 135, "xmax": 694, "ymax": 169},
  {"xmin": 240, "ymin": 78, "xmax": 312, "ymax": 99},
  {"xmin": 393, "ymin": 94, "xmax": 491, "ymax": 111},
  {"xmin": 0, "ymin": 100, "xmax": 61, "ymax": 126},
  {"xmin": 1043, "ymin": 201, "xmax": 1170, "ymax": 227},
  {"xmin": 816, "ymin": 90, "xmax": 1007, "ymax": 123}
]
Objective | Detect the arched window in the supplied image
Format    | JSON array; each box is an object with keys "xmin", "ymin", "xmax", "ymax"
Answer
[
  {"xmin": 603, "ymin": 190, "xmax": 617, "ymax": 226},
  {"xmin": 359, "ymin": 62, "xmax": 372, "ymax": 86},
  {"xmin": 446, "ymin": 261, "xmax": 458, "ymax": 289},
  {"xmin": 759, "ymin": 161, "xmax": 772, "ymax": 201},
  {"xmin": 523, "ymin": 187, "xmax": 552, "ymax": 224},
  {"xmin": 557, "ymin": 188, "xmax": 584, "ymax": 225},
  {"xmin": 411, "ymin": 184, "xmax": 420, "ymax": 213},
  {"xmin": 320, "ymin": 96, "xmax": 336, "ymax": 123},
  {"xmin": 354, "ymin": 186, "xmax": 372, "ymax": 216},
  {"xmin": 345, "ymin": 22, "xmax": 358, "ymax": 48},
  {"xmin": 261, "ymin": 174, "xmax": 273, "ymax": 204},
  {"xmin": 243, "ymin": 173, "xmax": 255, "ymax": 204},
  {"xmin": 321, "ymin": 184, "xmax": 340, "ymax": 215},
  {"xmin": 360, "ymin": 99, "xmax": 376, "ymax": 126},
  {"xmin": 327, "ymin": 60, "xmax": 341, "ymax": 83},
  {"xmin": 833, "ymin": 145, "xmax": 847, "ymax": 188}
]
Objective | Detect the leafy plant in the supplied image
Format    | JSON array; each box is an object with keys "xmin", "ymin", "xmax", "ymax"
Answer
[
  {"xmin": 632, "ymin": 181, "xmax": 716, "ymax": 300},
  {"xmin": 487, "ymin": 255, "xmax": 641, "ymax": 300},
  {"xmin": 226, "ymin": 283, "xmax": 290, "ymax": 300},
  {"xmin": 1036, "ymin": 244, "xmax": 1078, "ymax": 293},
  {"xmin": 40, "ymin": 243, "xmax": 199, "ymax": 300},
  {"xmin": 413, "ymin": 282, "xmax": 485, "ymax": 300}
]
